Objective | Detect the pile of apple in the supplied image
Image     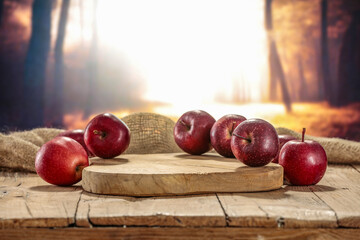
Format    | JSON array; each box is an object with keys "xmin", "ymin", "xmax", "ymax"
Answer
[
  {"xmin": 35, "ymin": 113, "xmax": 130, "ymax": 186},
  {"xmin": 173, "ymin": 110, "xmax": 328, "ymax": 186},
  {"xmin": 35, "ymin": 110, "xmax": 327, "ymax": 187}
]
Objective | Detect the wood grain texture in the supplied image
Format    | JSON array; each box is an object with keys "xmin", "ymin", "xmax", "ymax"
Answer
[
  {"xmin": 0, "ymin": 172, "xmax": 81, "ymax": 228},
  {"xmin": 82, "ymin": 153, "xmax": 283, "ymax": 196},
  {"xmin": 217, "ymin": 186, "xmax": 337, "ymax": 228},
  {"xmin": 312, "ymin": 164, "xmax": 360, "ymax": 227},
  {"xmin": 352, "ymin": 164, "xmax": 360, "ymax": 173},
  {"xmin": 1, "ymin": 227, "xmax": 360, "ymax": 240},
  {"xmin": 218, "ymin": 163, "xmax": 360, "ymax": 228},
  {"xmin": 76, "ymin": 192, "xmax": 226, "ymax": 227},
  {"xmin": 1, "ymin": 163, "xmax": 360, "ymax": 229}
]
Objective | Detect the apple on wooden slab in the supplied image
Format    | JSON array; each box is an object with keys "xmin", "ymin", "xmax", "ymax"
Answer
[
  {"xmin": 35, "ymin": 136, "xmax": 89, "ymax": 186},
  {"xmin": 210, "ymin": 114, "xmax": 246, "ymax": 158},
  {"xmin": 279, "ymin": 128, "xmax": 327, "ymax": 185},
  {"xmin": 230, "ymin": 118, "xmax": 279, "ymax": 167},
  {"xmin": 84, "ymin": 113, "xmax": 130, "ymax": 159},
  {"xmin": 174, "ymin": 110, "xmax": 215, "ymax": 155}
]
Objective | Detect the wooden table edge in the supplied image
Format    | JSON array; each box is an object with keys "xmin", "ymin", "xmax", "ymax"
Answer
[{"xmin": 1, "ymin": 227, "xmax": 360, "ymax": 240}]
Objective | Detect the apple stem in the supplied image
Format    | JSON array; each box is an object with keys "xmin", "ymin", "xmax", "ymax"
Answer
[
  {"xmin": 93, "ymin": 130, "xmax": 106, "ymax": 139},
  {"xmin": 76, "ymin": 165, "xmax": 87, "ymax": 172},
  {"xmin": 230, "ymin": 122, "xmax": 236, "ymax": 135},
  {"xmin": 302, "ymin": 128, "xmax": 306, "ymax": 142},
  {"xmin": 179, "ymin": 120, "xmax": 190, "ymax": 131},
  {"xmin": 233, "ymin": 133, "xmax": 251, "ymax": 142},
  {"xmin": 75, "ymin": 165, "xmax": 87, "ymax": 179}
]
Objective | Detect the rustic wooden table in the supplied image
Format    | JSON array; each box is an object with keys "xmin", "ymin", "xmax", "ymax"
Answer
[{"xmin": 1, "ymin": 163, "xmax": 360, "ymax": 239}]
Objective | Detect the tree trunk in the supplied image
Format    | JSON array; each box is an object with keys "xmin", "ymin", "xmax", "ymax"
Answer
[
  {"xmin": 265, "ymin": 0, "xmax": 273, "ymax": 31},
  {"xmin": 21, "ymin": 0, "xmax": 53, "ymax": 129},
  {"xmin": 265, "ymin": 0, "xmax": 292, "ymax": 112},
  {"xmin": 313, "ymin": 38, "xmax": 324, "ymax": 101},
  {"xmin": 337, "ymin": 11, "xmax": 360, "ymax": 106},
  {"xmin": 270, "ymin": 39, "xmax": 292, "ymax": 112},
  {"xmin": 84, "ymin": 0, "xmax": 98, "ymax": 119},
  {"xmin": 0, "ymin": 0, "xmax": 4, "ymax": 27},
  {"xmin": 320, "ymin": 0, "xmax": 333, "ymax": 104},
  {"xmin": 51, "ymin": 0, "xmax": 70, "ymax": 128},
  {"xmin": 265, "ymin": 0, "xmax": 277, "ymax": 101},
  {"xmin": 297, "ymin": 56, "xmax": 307, "ymax": 101},
  {"xmin": 268, "ymin": 45, "xmax": 277, "ymax": 101}
]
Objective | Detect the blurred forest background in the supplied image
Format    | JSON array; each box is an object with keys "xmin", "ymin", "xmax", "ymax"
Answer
[{"xmin": 0, "ymin": 0, "xmax": 359, "ymax": 140}]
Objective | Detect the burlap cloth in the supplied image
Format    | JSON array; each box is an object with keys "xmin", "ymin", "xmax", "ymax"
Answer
[{"xmin": 0, "ymin": 113, "xmax": 359, "ymax": 172}]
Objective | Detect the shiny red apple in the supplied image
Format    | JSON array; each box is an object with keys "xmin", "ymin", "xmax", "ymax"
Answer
[
  {"xmin": 210, "ymin": 114, "xmax": 247, "ymax": 158},
  {"xmin": 272, "ymin": 135, "xmax": 297, "ymax": 163},
  {"xmin": 279, "ymin": 128, "xmax": 327, "ymax": 185},
  {"xmin": 174, "ymin": 110, "xmax": 215, "ymax": 155},
  {"xmin": 230, "ymin": 118, "xmax": 279, "ymax": 167},
  {"xmin": 84, "ymin": 113, "xmax": 130, "ymax": 159},
  {"xmin": 57, "ymin": 129, "xmax": 94, "ymax": 157},
  {"xmin": 35, "ymin": 136, "xmax": 89, "ymax": 186}
]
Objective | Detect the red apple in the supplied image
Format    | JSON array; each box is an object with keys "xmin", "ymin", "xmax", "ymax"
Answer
[
  {"xmin": 174, "ymin": 110, "xmax": 215, "ymax": 155},
  {"xmin": 56, "ymin": 129, "xmax": 94, "ymax": 157},
  {"xmin": 279, "ymin": 128, "xmax": 327, "ymax": 185},
  {"xmin": 230, "ymin": 118, "xmax": 279, "ymax": 167},
  {"xmin": 272, "ymin": 135, "xmax": 297, "ymax": 163},
  {"xmin": 84, "ymin": 113, "xmax": 130, "ymax": 159},
  {"xmin": 210, "ymin": 114, "xmax": 247, "ymax": 158},
  {"xmin": 35, "ymin": 136, "xmax": 89, "ymax": 186}
]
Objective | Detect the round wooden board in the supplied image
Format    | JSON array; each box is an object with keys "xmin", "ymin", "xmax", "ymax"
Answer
[{"xmin": 82, "ymin": 153, "xmax": 283, "ymax": 196}]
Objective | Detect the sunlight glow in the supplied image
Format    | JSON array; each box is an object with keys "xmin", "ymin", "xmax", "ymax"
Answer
[
  {"xmin": 154, "ymin": 102, "xmax": 285, "ymax": 120},
  {"xmin": 64, "ymin": 102, "xmax": 286, "ymax": 130},
  {"xmin": 94, "ymin": 0, "xmax": 268, "ymax": 114}
]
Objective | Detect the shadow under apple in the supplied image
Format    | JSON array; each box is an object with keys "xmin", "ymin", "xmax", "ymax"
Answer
[
  {"xmin": 89, "ymin": 157, "xmax": 129, "ymax": 166},
  {"xmin": 284, "ymin": 184, "xmax": 337, "ymax": 192},
  {"xmin": 174, "ymin": 153, "xmax": 236, "ymax": 162},
  {"xmin": 29, "ymin": 184, "xmax": 82, "ymax": 193},
  {"xmin": 216, "ymin": 187, "xmax": 290, "ymax": 200}
]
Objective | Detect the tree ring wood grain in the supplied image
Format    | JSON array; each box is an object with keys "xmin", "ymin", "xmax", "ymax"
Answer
[{"xmin": 82, "ymin": 153, "xmax": 283, "ymax": 196}]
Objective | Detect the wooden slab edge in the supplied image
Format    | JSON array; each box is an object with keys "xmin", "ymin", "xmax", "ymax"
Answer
[{"xmin": 82, "ymin": 168, "xmax": 284, "ymax": 196}]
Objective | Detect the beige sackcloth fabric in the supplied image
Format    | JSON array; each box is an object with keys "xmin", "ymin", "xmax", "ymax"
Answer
[{"xmin": 0, "ymin": 113, "xmax": 359, "ymax": 172}]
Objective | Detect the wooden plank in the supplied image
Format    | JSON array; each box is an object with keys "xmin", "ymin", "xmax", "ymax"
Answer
[
  {"xmin": 82, "ymin": 153, "xmax": 283, "ymax": 196},
  {"xmin": 76, "ymin": 192, "xmax": 226, "ymax": 227},
  {"xmin": 74, "ymin": 192, "xmax": 90, "ymax": 227},
  {"xmin": 217, "ymin": 185, "xmax": 337, "ymax": 228},
  {"xmin": 311, "ymin": 164, "xmax": 360, "ymax": 228},
  {"xmin": 352, "ymin": 164, "xmax": 360, "ymax": 173},
  {"xmin": 0, "ymin": 172, "xmax": 82, "ymax": 228},
  {"xmin": 1, "ymin": 164, "xmax": 360, "ymax": 229},
  {"xmin": 218, "ymin": 164, "xmax": 360, "ymax": 228},
  {"xmin": 216, "ymin": 192, "xmax": 277, "ymax": 227},
  {"xmin": 1, "ymin": 227, "xmax": 360, "ymax": 240}
]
